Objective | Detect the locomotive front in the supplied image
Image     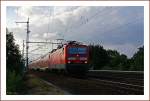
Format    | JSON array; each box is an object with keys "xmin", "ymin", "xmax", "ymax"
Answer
[{"xmin": 65, "ymin": 45, "xmax": 89, "ymax": 74}]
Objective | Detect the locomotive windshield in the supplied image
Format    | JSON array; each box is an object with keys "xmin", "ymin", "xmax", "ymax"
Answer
[{"xmin": 68, "ymin": 47, "xmax": 87, "ymax": 54}]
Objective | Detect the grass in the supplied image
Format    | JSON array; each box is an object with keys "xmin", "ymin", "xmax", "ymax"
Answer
[{"xmin": 25, "ymin": 74, "xmax": 67, "ymax": 95}]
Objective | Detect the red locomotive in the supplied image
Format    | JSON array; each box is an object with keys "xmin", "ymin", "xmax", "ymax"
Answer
[{"xmin": 29, "ymin": 41, "xmax": 89, "ymax": 74}]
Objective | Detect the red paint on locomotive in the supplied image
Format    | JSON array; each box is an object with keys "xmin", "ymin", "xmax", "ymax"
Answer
[{"xmin": 29, "ymin": 43, "xmax": 89, "ymax": 73}]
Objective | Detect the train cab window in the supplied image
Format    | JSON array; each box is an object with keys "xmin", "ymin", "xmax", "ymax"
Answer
[
  {"xmin": 78, "ymin": 48, "xmax": 87, "ymax": 54},
  {"xmin": 68, "ymin": 48, "xmax": 77, "ymax": 54},
  {"xmin": 68, "ymin": 47, "xmax": 87, "ymax": 54}
]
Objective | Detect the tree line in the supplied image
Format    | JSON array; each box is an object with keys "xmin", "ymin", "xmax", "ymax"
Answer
[
  {"xmin": 6, "ymin": 28, "xmax": 25, "ymax": 94},
  {"xmin": 89, "ymin": 44, "xmax": 144, "ymax": 71}
]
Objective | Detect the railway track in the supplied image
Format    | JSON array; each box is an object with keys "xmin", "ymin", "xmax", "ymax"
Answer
[
  {"xmin": 87, "ymin": 78, "xmax": 143, "ymax": 94},
  {"xmin": 87, "ymin": 70, "xmax": 144, "ymax": 86},
  {"xmin": 28, "ymin": 70, "xmax": 144, "ymax": 95}
]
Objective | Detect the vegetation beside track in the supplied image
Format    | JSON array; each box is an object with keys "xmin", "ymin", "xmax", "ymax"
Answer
[
  {"xmin": 89, "ymin": 44, "xmax": 144, "ymax": 71},
  {"xmin": 6, "ymin": 28, "xmax": 25, "ymax": 94},
  {"xmin": 23, "ymin": 73, "xmax": 68, "ymax": 95}
]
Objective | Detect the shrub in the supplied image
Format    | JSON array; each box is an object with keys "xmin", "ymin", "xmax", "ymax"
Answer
[{"xmin": 6, "ymin": 70, "xmax": 23, "ymax": 94}]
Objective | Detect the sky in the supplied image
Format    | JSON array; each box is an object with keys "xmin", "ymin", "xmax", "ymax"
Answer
[{"xmin": 6, "ymin": 6, "xmax": 144, "ymax": 61}]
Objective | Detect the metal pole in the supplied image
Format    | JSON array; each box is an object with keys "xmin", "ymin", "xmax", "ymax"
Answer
[
  {"xmin": 22, "ymin": 40, "xmax": 24, "ymax": 58},
  {"xmin": 26, "ymin": 18, "xmax": 30, "ymax": 69},
  {"xmin": 16, "ymin": 18, "xmax": 30, "ymax": 69}
]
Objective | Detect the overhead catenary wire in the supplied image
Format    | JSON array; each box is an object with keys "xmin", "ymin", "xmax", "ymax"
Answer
[
  {"xmin": 29, "ymin": 45, "xmax": 45, "ymax": 53},
  {"xmin": 63, "ymin": 7, "xmax": 112, "ymax": 35},
  {"xmin": 29, "ymin": 50, "xmax": 51, "ymax": 63},
  {"xmin": 28, "ymin": 7, "xmax": 55, "ymax": 62},
  {"xmin": 15, "ymin": 7, "xmax": 57, "ymax": 64}
]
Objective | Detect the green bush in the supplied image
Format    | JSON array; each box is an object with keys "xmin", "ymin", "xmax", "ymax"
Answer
[{"xmin": 6, "ymin": 70, "xmax": 23, "ymax": 94}]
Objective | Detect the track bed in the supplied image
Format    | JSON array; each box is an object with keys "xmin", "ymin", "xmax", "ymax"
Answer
[{"xmin": 29, "ymin": 70, "xmax": 143, "ymax": 95}]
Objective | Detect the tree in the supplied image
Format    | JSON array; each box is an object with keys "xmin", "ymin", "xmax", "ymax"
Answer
[
  {"xmin": 6, "ymin": 28, "xmax": 24, "ymax": 73},
  {"xmin": 130, "ymin": 46, "xmax": 144, "ymax": 71},
  {"xmin": 106, "ymin": 50, "xmax": 129, "ymax": 70},
  {"xmin": 119, "ymin": 54, "xmax": 130, "ymax": 70},
  {"xmin": 6, "ymin": 28, "xmax": 25, "ymax": 94},
  {"xmin": 89, "ymin": 44, "xmax": 109, "ymax": 70}
]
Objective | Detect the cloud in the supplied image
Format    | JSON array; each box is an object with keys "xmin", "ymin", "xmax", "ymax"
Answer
[
  {"xmin": 32, "ymin": 34, "xmax": 39, "ymax": 38},
  {"xmin": 43, "ymin": 32, "xmax": 57, "ymax": 39},
  {"xmin": 7, "ymin": 6, "xmax": 144, "ymax": 59}
]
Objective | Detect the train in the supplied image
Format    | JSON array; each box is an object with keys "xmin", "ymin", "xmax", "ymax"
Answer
[{"xmin": 29, "ymin": 41, "xmax": 89, "ymax": 74}]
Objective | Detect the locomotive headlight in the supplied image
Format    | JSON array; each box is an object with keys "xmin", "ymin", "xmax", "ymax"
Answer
[{"xmin": 68, "ymin": 61, "xmax": 71, "ymax": 63}]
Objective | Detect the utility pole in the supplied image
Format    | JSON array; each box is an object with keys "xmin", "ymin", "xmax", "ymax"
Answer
[
  {"xmin": 16, "ymin": 18, "xmax": 30, "ymax": 69},
  {"xmin": 22, "ymin": 40, "xmax": 25, "ymax": 58}
]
